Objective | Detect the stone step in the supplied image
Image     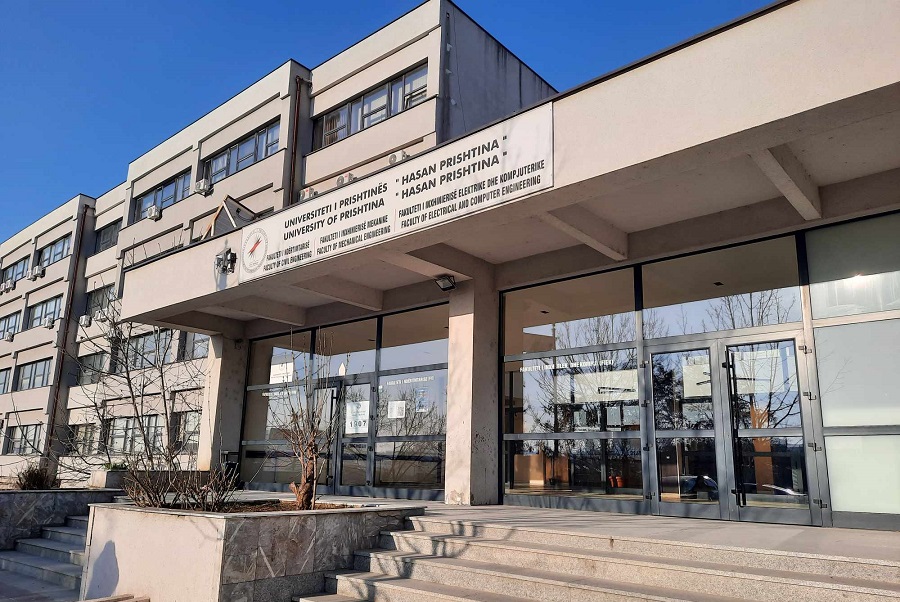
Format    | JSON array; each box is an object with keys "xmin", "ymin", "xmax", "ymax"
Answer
[
  {"xmin": 293, "ymin": 594, "xmax": 366, "ymax": 602},
  {"xmin": 16, "ymin": 537, "xmax": 84, "ymax": 566},
  {"xmin": 380, "ymin": 530, "xmax": 900, "ymax": 602},
  {"xmin": 0, "ymin": 550, "xmax": 82, "ymax": 590},
  {"xmin": 325, "ymin": 570, "xmax": 539, "ymax": 602},
  {"xmin": 66, "ymin": 515, "xmax": 89, "ymax": 529},
  {"xmin": 0, "ymin": 568, "xmax": 80, "ymax": 602},
  {"xmin": 355, "ymin": 550, "xmax": 741, "ymax": 602},
  {"xmin": 81, "ymin": 596, "xmax": 151, "ymax": 602},
  {"xmin": 407, "ymin": 516, "xmax": 900, "ymax": 585},
  {"xmin": 41, "ymin": 525, "xmax": 87, "ymax": 546}
]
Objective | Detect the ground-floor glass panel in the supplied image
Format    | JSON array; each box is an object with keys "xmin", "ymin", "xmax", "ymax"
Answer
[
  {"xmin": 656, "ymin": 437, "xmax": 719, "ymax": 503},
  {"xmin": 340, "ymin": 443, "xmax": 367, "ymax": 486},
  {"xmin": 374, "ymin": 441, "xmax": 444, "ymax": 488},
  {"xmin": 505, "ymin": 438, "xmax": 643, "ymax": 499},
  {"xmin": 735, "ymin": 436, "xmax": 808, "ymax": 508}
]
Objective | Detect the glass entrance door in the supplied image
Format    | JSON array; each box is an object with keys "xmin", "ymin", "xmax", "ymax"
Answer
[
  {"xmin": 331, "ymin": 381, "xmax": 375, "ymax": 495},
  {"xmin": 646, "ymin": 333, "xmax": 823, "ymax": 524}
]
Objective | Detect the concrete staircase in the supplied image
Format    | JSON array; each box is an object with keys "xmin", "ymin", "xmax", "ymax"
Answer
[
  {"xmin": 0, "ymin": 515, "xmax": 88, "ymax": 601},
  {"xmin": 296, "ymin": 515, "xmax": 900, "ymax": 602}
]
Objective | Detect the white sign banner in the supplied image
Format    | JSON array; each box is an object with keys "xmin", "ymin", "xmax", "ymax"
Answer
[{"xmin": 240, "ymin": 104, "xmax": 553, "ymax": 282}]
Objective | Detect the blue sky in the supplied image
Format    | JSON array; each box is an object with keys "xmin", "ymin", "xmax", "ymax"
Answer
[{"xmin": 0, "ymin": 0, "xmax": 770, "ymax": 242}]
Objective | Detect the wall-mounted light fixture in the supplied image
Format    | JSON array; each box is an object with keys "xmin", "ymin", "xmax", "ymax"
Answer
[
  {"xmin": 434, "ymin": 275, "xmax": 456, "ymax": 292},
  {"xmin": 215, "ymin": 248, "xmax": 237, "ymax": 274}
]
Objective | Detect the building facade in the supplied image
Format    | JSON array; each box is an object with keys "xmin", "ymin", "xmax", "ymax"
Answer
[{"xmin": 2, "ymin": 0, "xmax": 900, "ymax": 531}]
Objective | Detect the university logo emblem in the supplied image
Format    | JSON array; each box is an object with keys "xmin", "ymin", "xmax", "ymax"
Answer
[{"xmin": 242, "ymin": 227, "xmax": 268, "ymax": 273}]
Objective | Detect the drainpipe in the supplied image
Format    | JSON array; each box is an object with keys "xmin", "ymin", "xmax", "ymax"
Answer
[
  {"xmin": 287, "ymin": 75, "xmax": 304, "ymax": 206},
  {"xmin": 43, "ymin": 202, "xmax": 91, "ymax": 475}
]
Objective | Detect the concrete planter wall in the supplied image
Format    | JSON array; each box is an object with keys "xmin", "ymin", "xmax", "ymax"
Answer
[
  {"xmin": 0, "ymin": 489, "xmax": 120, "ymax": 550},
  {"xmin": 81, "ymin": 502, "xmax": 425, "ymax": 602},
  {"xmin": 87, "ymin": 470, "xmax": 127, "ymax": 489}
]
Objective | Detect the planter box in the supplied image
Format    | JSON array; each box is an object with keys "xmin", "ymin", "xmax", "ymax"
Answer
[
  {"xmin": 0, "ymin": 489, "xmax": 120, "ymax": 549},
  {"xmin": 81, "ymin": 501, "xmax": 425, "ymax": 602}
]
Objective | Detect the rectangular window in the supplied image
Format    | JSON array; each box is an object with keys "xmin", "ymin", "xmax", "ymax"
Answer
[
  {"xmin": 104, "ymin": 415, "xmax": 163, "ymax": 454},
  {"xmin": 27, "ymin": 296, "xmax": 62, "ymax": 329},
  {"xmin": 2, "ymin": 257, "xmax": 29, "ymax": 284},
  {"xmin": 16, "ymin": 358, "xmax": 52, "ymax": 390},
  {"xmin": 37, "ymin": 235, "xmax": 71, "ymax": 268},
  {"xmin": 0, "ymin": 312, "xmax": 20, "ymax": 337},
  {"xmin": 78, "ymin": 352, "xmax": 106, "ymax": 386},
  {"xmin": 313, "ymin": 64, "xmax": 428, "ymax": 150},
  {"xmin": 94, "ymin": 220, "xmax": 121, "ymax": 254},
  {"xmin": 125, "ymin": 330, "xmax": 173, "ymax": 369},
  {"xmin": 67, "ymin": 423, "xmax": 98, "ymax": 456},
  {"xmin": 135, "ymin": 171, "xmax": 191, "ymax": 220},
  {"xmin": 181, "ymin": 332, "xmax": 210, "ymax": 361},
  {"xmin": 173, "ymin": 411, "xmax": 200, "ymax": 454},
  {"xmin": 204, "ymin": 121, "xmax": 280, "ymax": 184},
  {"xmin": 86, "ymin": 285, "xmax": 115, "ymax": 317},
  {"xmin": 3, "ymin": 424, "xmax": 41, "ymax": 455},
  {"xmin": 0, "ymin": 368, "xmax": 10, "ymax": 394}
]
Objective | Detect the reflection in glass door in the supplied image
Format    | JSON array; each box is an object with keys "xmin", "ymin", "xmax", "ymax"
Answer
[
  {"xmin": 647, "ymin": 335, "xmax": 822, "ymax": 524},
  {"xmin": 648, "ymin": 346, "xmax": 724, "ymax": 518},
  {"xmin": 334, "ymin": 382, "xmax": 373, "ymax": 492},
  {"xmin": 723, "ymin": 339, "xmax": 818, "ymax": 524}
]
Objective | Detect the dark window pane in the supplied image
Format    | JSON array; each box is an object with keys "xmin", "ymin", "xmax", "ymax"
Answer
[
  {"xmin": 651, "ymin": 349, "xmax": 715, "ymax": 431},
  {"xmin": 375, "ymin": 441, "xmax": 444, "ymax": 488},
  {"xmin": 656, "ymin": 437, "xmax": 719, "ymax": 503}
]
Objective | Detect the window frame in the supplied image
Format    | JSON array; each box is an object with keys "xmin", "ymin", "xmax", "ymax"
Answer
[
  {"xmin": 0, "ymin": 368, "xmax": 10, "ymax": 394},
  {"xmin": 78, "ymin": 352, "xmax": 107, "ymax": 386},
  {"xmin": 0, "ymin": 312, "xmax": 20, "ymax": 338},
  {"xmin": 204, "ymin": 121, "xmax": 281, "ymax": 185},
  {"xmin": 2, "ymin": 257, "xmax": 29, "ymax": 284},
  {"xmin": 134, "ymin": 171, "xmax": 191, "ymax": 221},
  {"xmin": 26, "ymin": 296, "xmax": 62, "ymax": 330},
  {"xmin": 94, "ymin": 220, "xmax": 122, "ymax": 254},
  {"xmin": 86, "ymin": 285, "xmax": 115, "ymax": 317},
  {"xmin": 37, "ymin": 235, "xmax": 71, "ymax": 268},
  {"xmin": 15, "ymin": 358, "xmax": 52, "ymax": 391},
  {"xmin": 4, "ymin": 424, "xmax": 41, "ymax": 455},
  {"xmin": 313, "ymin": 63, "xmax": 429, "ymax": 151},
  {"xmin": 180, "ymin": 331, "xmax": 210, "ymax": 361}
]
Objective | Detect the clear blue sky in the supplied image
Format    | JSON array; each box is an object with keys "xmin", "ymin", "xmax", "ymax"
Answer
[{"xmin": 0, "ymin": 0, "xmax": 771, "ymax": 242}]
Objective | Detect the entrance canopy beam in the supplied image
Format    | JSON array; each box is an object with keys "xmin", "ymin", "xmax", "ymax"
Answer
[
  {"xmin": 380, "ymin": 244, "xmax": 495, "ymax": 281},
  {"xmin": 294, "ymin": 277, "xmax": 384, "ymax": 311},
  {"xmin": 539, "ymin": 204, "xmax": 628, "ymax": 261},
  {"xmin": 749, "ymin": 144, "xmax": 821, "ymax": 220},
  {"xmin": 221, "ymin": 295, "xmax": 306, "ymax": 326}
]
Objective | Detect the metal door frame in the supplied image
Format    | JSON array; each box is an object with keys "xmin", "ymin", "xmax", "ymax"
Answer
[
  {"xmin": 644, "ymin": 329, "xmax": 825, "ymax": 525},
  {"xmin": 326, "ymin": 374, "xmax": 377, "ymax": 496}
]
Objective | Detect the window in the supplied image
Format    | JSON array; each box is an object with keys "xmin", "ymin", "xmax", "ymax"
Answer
[
  {"xmin": 16, "ymin": 358, "xmax": 52, "ymax": 390},
  {"xmin": 4, "ymin": 424, "xmax": 41, "ymax": 455},
  {"xmin": 37, "ymin": 235, "xmax": 71, "ymax": 268},
  {"xmin": 94, "ymin": 220, "xmax": 121, "ymax": 254},
  {"xmin": 181, "ymin": 332, "xmax": 210, "ymax": 361},
  {"xmin": 124, "ymin": 330, "xmax": 173, "ymax": 370},
  {"xmin": 104, "ymin": 415, "xmax": 163, "ymax": 454},
  {"xmin": 0, "ymin": 368, "xmax": 10, "ymax": 394},
  {"xmin": 2, "ymin": 257, "xmax": 29, "ymax": 284},
  {"xmin": 0, "ymin": 312, "xmax": 20, "ymax": 337},
  {"xmin": 67, "ymin": 423, "xmax": 98, "ymax": 456},
  {"xmin": 86, "ymin": 285, "xmax": 115, "ymax": 317},
  {"xmin": 313, "ymin": 64, "xmax": 428, "ymax": 150},
  {"xmin": 205, "ymin": 121, "xmax": 280, "ymax": 184},
  {"xmin": 173, "ymin": 411, "xmax": 200, "ymax": 454},
  {"xmin": 78, "ymin": 352, "xmax": 106, "ymax": 385},
  {"xmin": 135, "ymin": 171, "xmax": 191, "ymax": 220},
  {"xmin": 26, "ymin": 296, "xmax": 62, "ymax": 329}
]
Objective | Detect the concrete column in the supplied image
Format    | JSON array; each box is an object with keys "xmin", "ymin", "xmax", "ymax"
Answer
[
  {"xmin": 445, "ymin": 274, "xmax": 500, "ymax": 505},
  {"xmin": 197, "ymin": 335, "xmax": 248, "ymax": 471}
]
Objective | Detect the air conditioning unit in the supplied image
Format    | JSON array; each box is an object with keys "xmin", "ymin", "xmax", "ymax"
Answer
[
  {"xmin": 298, "ymin": 187, "xmax": 318, "ymax": 201},
  {"xmin": 389, "ymin": 151, "xmax": 410, "ymax": 165},
  {"xmin": 29, "ymin": 265, "xmax": 45, "ymax": 281},
  {"xmin": 335, "ymin": 172, "xmax": 355, "ymax": 187},
  {"xmin": 42, "ymin": 316, "xmax": 55, "ymax": 329},
  {"xmin": 3, "ymin": 332, "xmax": 13, "ymax": 343},
  {"xmin": 2, "ymin": 280, "xmax": 15, "ymax": 293},
  {"xmin": 79, "ymin": 314, "xmax": 92, "ymax": 328},
  {"xmin": 194, "ymin": 179, "xmax": 212, "ymax": 196},
  {"xmin": 93, "ymin": 311, "xmax": 108, "ymax": 323},
  {"xmin": 146, "ymin": 204, "xmax": 162, "ymax": 221}
]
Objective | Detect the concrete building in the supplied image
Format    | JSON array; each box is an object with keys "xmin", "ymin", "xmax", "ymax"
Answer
[{"xmin": 2, "ymin": 0, "xmax": 900, "ymax": 534}]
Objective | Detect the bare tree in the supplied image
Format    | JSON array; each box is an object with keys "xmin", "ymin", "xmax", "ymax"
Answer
[
  {"xmin": 265, "ymin": 333, "xmax": 344, "ymax": 510},
  {"xmin": 54, "ymin": 288, "xmax": 233, "ymax": 509}
]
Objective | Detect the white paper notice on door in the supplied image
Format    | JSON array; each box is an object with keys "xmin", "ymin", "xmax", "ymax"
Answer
[
  {"xmin": 387, "ymin": 399, "xmax": 406, "ymax": 420},
  {"xmin": 345, "ymin": 398, "xmax": 369, "ymax": 435}
]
